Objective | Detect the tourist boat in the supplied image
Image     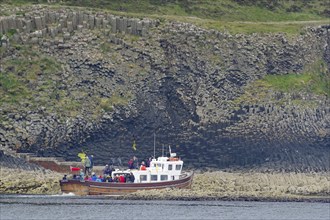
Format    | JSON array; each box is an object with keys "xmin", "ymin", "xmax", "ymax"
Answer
[{"xmin": 60, "ymin": 151, "xmax": 194, "ymax": 196}]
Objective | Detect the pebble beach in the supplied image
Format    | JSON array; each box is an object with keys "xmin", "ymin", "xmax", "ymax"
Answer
[{"xmin": 1, "ymin": 168, "xmax": 329, "ymax": 202}]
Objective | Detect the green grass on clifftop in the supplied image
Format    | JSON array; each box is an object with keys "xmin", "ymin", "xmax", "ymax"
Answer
[
  {"xmin": 2, "ymin": 0, "xmax": 329, "ymax": 34},
  {"xmin": 12, "ymin": 0, "xmax": 327, "ymax": 22}
]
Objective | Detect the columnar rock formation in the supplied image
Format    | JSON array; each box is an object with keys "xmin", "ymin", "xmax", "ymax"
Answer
[
  {"xmin": 0, "ymin": 5, "xmax": 329, "ymax": 172},
  {"xmin": 0, "ymin": 6, "xmax": 156, "ymax": 47}
]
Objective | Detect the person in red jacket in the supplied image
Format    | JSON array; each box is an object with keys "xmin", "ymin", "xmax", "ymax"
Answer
[
  {"xmin": 119, "ymin": 174, "xmax": 126, "ymax": 183},
  {"xmin": 140, "ymin": 161, "xmax": 146, "ymax": 170}
]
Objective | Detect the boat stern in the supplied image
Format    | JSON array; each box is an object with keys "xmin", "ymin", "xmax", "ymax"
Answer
[{"xmin": 60, "ymin": 180, "xmax": 89, "ymax": 196}]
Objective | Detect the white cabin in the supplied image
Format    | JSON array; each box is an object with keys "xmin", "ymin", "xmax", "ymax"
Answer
[{"xmin": 112, "ymin": 155, "xmax": 183, "ymax": 183}]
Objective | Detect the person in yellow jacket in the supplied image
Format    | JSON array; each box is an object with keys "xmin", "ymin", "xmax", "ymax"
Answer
[{"xmin": 78, "ymin": 151, "xmax": 87, "ymax": 164}]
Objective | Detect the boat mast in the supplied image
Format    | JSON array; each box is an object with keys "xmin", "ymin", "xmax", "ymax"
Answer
[{"xmin": 153, "ymin": 132, "xmax": 156, "ymax": 159}]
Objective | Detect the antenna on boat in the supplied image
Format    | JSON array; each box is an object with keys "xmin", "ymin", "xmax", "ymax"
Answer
[
  {"xmin": 153, "ymin": 132, "xmax": 156, "ymax": 159},
  {"xmin": 162, "ymin": 144, "xmax": 164, "ymax": 157}
]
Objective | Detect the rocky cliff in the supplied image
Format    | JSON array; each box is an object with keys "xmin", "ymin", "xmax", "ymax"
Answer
[{"xmin": 1, "ymin": 5, "xmax": 329, "ymax": 171}]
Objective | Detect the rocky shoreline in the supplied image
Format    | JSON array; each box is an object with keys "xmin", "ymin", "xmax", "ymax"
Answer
[
  {"xmin": 121, "ymin": 171, "xmax": 330, "ymax": 203},
  {"xmin": 0, "ymin": 4, "xmax": 329, "ymax": 171},
  {"xmin": 1, "ymin": 167, "xmax": 329, "ymax": 202},
  {"xmin": 0, "ymin": 168, "xmax": 63, "ymax": 195}
]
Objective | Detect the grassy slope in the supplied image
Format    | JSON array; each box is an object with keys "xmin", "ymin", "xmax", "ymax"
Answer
[
  {"xmin": 0, "ymin": 45, "xmax": 64, "ymax": 112},
  {"xmin": 2, "ymin": 0, "xmax": 329, "ymax": 34},
  {"xmin": 0, "ymin": 0, "xmax": 329, "ymax": 117},
  {"xmin": 234, "ymin": 60, "xmax": 330, "ymax": 107}
]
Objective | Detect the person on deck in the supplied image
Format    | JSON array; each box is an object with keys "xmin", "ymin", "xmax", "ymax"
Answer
[
  {"xmin": 119, "ymin": 174, "xmax": 126, "ymax": 183},
  {"xmin": 114, "ymin": 175, "xmax": 119, "ymax": 183},
  {"xmin": 128, "ymin": 158, "xmax": 134, "ymax": 169},
  {"xmin": 125, "ymin": 174, "xmax": 131, "ymax": 183},
  {"xmin": 80, "ymin": 169, "xmax": 85, "ymax": 181},
  {"xmin": 103, "ymin": 164, "xmax": 111, "ymax": 176},
  {"xmin": 84, "ymin": 156, "xmax": 92, "ymax": 175},
  {"xmin": 88, "ymin": 155, "xmax": 94, "ymax": 172},
  {"xmin": 91, "ymin": 172, "xmax": 97, "ymax": 181},
  {"xmin": 128, "ymin": 172, "xmax": 135, "ymax": 183},
  {"xmin": 106, "ymin": 175, "xmax": 113, "ymax": 182},
  {"xmin": 133, "ymin": 156, "xmax": 138, "ymax": 169},
  {"xmin": 140, "ymin": 161, "xmax": 146, "ymax": 171},
  {"xmin": 96, "ymin": 175, "xmax": 102, "ymax": 182},
  {"xmin": 145, "ymin": 157, "xmax": 151, "ymax": 167}
]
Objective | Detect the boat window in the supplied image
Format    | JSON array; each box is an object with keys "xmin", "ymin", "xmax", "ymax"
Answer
[
  {"xmin": 150, "ymin": 175, "xmax": 158, "ymax": 181},
  {"xmin": 175, "ymin": 165, "xmax": 182, "ymax": 170},
  {"xmin": 168, "ymin": 165, "xmax": 172, "ymax": 170},
  {"xmin": 140, "ymin": 175, "xmax": 147, "ymax": 181},
  {"xmin": 160, "ymin": 175, "xmax": 168, "ymax": 181}
]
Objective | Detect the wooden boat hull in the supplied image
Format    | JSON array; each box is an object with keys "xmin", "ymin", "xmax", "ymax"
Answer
[{"xmin": 60, "ymin": 171, "xmax": 194, "ymax": 196}]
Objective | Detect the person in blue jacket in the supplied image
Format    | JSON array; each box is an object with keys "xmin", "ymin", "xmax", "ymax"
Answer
[{"xmin": 91, "ymin": 172, "xmax": 97, "ymax": 181}]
